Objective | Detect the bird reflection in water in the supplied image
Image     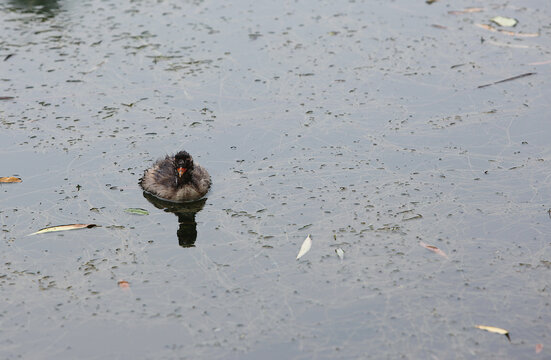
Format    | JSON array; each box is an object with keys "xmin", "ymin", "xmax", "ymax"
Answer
[{"xmin": 142, "ymin": 192, "xmax": 207, "ymax": 248}]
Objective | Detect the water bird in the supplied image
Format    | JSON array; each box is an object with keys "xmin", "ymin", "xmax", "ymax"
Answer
[{"xmin": 139, "ymin": 151, "xmax": 211, "ymax": 202}]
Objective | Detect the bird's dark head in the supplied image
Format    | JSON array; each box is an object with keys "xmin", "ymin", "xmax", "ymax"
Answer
[{"xmin": 174, "ymin": 151, "xmax": 194, "ymax": 183}]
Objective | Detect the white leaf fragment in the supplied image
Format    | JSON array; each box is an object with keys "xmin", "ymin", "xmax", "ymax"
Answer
[
  {"xmin": 490, "ymin": 16, "xmax": 518, "ymax": 27},
  {"xmin": 335, "ymin": 247, "xmax": 344, "ymax": 260},
  {"xmin": 296, "ymin": 234, "xmax": 312, "ymax": 260}
]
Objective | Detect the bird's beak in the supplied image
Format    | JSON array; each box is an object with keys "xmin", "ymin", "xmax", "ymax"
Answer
[{"xmin": 177, "ymin": 167, "xmax": 187, "ymax": 177}]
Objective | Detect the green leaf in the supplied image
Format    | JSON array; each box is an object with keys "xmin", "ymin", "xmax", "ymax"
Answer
[{"xmin": 124, "ymin": 208, "xmax": 149, "ymax": 215}]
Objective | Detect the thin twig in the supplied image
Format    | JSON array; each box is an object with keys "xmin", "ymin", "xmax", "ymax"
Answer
[{"xmin": 478, "ymin": 72, "xmax": 536, "ymax": 88}]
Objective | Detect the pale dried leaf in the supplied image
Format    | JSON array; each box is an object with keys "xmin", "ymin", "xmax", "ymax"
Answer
[
  {"xmin": 475, "ymin": 23, "xmax": 538, "ymax": 37},
  {"xmin": 29, "ymin": 224, "xmax": 97, "ymax": 236},
  {"xmin": 296, "ymin": 234, "xmax": 312, "ymax": 260},
  {"xmin": 448, "ymin": 7, "xmax": 483, "ymax": 15},
  {"xmin": 490, "ymin": 16, "xmax": 517, "ymax": 27},
  {"xmin": 475, "ymin": 325, "xmax": 508, "ymax": 335},
  {"xmin": 419, "ymin": 241, "xmax": 449, "ymax": 259},
  {"xmin": 475, "ymin": 324, "xmax": 510, "ymax": 341}
]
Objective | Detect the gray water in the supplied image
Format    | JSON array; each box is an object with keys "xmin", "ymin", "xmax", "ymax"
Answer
[{"xmin": 1, "ymin": 0, "xmax": 551, "ymax": 358}]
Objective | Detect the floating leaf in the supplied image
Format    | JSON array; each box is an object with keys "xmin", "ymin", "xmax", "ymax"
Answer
[
  {"xmin": 29, "ymin": 223, "xmax": 97, "ymax": 236},
  {"xmin": 335, "ymin": 247, "xmax": 344, "ymax": 260},
  {"xmin": 298, "ymin": 223, "xmax": 312, "ymax": 230},
  {"xmin": 475, "ymin": 23, "xmax": 538, "ymax": 37},
  {"xmin": 475, "ymin": 325, "xmax": 510, "ymax": 341},
  {"xmin": 124, "ymin": 208, "xmax": 149, "ymax": 215},
  {"xmin": 404, "ymin": 214, "xmax": 423, "ymax": 221},
  {"xmin": 296, "ymin": 234, "xmax": 312, "ymax": 260},
  {"xmin": 118, "ymin": 280, "xmax": 130, "ymax": 289},
  {"xmin": 475, "ymin": 325, "xmax": 508, "ymax": 335},
  {"xmin": 490, "ymin": 16, "xmax": 518, "ymax": 27},
  {"xmin": 448, "ymin": 7, "xmax": 483, "ymax": 15},
  {"xmin": 419, "ymin": 241, "xmax": 449, "ymax": 259},
  {"xmin": 0, "ymin": 177, "xmax": 21, "ymax": 183}
]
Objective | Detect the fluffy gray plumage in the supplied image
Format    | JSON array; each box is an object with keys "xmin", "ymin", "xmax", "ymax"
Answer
[{"xmin": 139, "ymin": 151, "xmax": 211, "ymax": 202}]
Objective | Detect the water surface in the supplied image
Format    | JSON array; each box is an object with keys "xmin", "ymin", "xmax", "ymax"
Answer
[{"xmin": 1, "ymin": 0, "xmax": 551, "ymax": 358}]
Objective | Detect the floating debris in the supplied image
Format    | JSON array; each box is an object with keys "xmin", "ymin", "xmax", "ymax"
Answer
[
  {"xmin": 448, "ymin": 8, "xmax": 483, "ymax": 15},
  {"xmin": 124, "ymin": 208, "xmax": 149, "ymax": 215},
  {"xmin": 490, "ymin": 16, "xmax": 518, "ymax": 27},
  {"xmin": 475, "ymin": 325, "xmax": 511, "ymax": 341},
  {"xmin": 419, "ymin": 241, "xmax": 449, "ymax": 259},
  {"xmin": 476, "ymin": 23, "xmax": 538, "ymax": 37},
  {"xmin": 0, "ymin": 177, "xmax": 22, "ymax": 183},
  {"xmin": 478, "ymin": 72, "xmax": 536, "ymax": 89},
  {"xmin": 335, "ymin": 248, "xmax": 344, "ymax": 260},
  {"xmin": 118, "ymin": 280, "xmax": 130, "ymax": 289},
  {"xmin": 29, "ymin": 224, "xmax": 97, "ymax": 236},
  {"xmin": 529, "ymin": 59, "xmax": 551, "ymax": 66},
  {"xmin": 403, "ymin": 214, "xmax": 423, "ymax": 221},
  {"xmin": 298, "ymin": 224, "xmax": 312, "ymax": 231},
  {"xmin": 296, "ymin": 234, "xmax": 312, "ymax": 260}
]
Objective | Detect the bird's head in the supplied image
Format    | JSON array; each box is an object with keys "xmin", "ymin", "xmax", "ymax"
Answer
[{"xmin": 174, "ymin": 151, "xmax": 194, "ymax": 184}]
